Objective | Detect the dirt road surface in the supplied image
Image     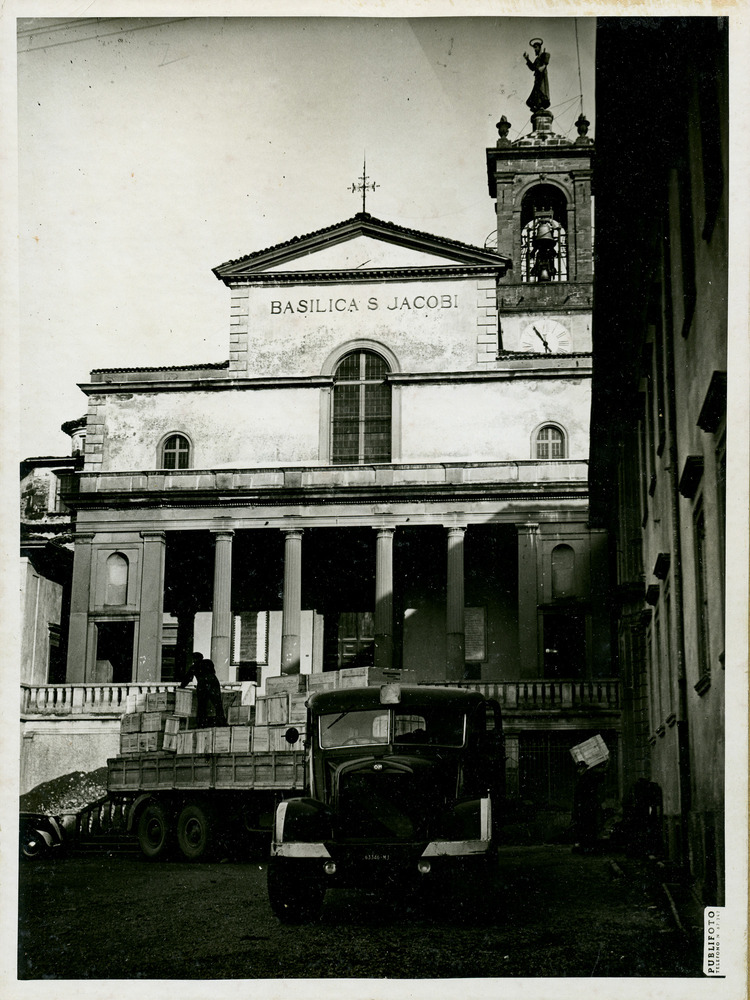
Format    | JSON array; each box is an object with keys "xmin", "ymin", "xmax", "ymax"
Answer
[{"xmin": 18, "ymin": 844, "xmax": 700, "ymax": 980}]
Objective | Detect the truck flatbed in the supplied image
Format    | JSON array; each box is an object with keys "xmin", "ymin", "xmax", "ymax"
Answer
[{"xmin": 107, "ymin": 751, "xmax": 306, "ymax": 794}]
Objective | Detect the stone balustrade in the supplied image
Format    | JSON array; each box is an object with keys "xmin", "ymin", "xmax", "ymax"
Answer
[
  {"xmin": 20, "ymin": 679, "xmax": 618, "ymax": 718},
  {"xmin": 20, "ymin": 682, "xmax": 243, "ymax": 718}
]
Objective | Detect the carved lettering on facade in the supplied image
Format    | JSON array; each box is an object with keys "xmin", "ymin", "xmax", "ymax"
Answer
[{"xmin": 269, "ymin": 293, "xmax": 459, "ymax": 315}]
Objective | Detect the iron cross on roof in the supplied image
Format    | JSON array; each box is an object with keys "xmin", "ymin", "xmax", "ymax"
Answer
[{"xmin": 350, "ymin": 157, "xmax": 379, "ymax": 214}]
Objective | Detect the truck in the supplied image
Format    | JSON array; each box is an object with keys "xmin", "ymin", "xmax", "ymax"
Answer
[
  {"xmin": 107, "ymin": 742, "xmax": 306, "ymax": 860},
  {"xmin": 267, "ymin": 683, "xmax": 505, "ymax": 923}
]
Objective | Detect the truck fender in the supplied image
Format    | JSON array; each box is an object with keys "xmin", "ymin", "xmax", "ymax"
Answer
[
  {"xmin": 127, "ymin": 793, "xmax": 162, "ymax": 833},
  {"xmin": 274, "ymin": 797, "xmax": 332, "ymax": 844}
]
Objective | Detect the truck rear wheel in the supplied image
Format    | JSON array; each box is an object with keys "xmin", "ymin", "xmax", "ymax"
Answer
[
  {"xmin": 267, "ymin": 861, "xmax": 325, "ymax": 924},
  {"xmin": 137, "ymin": 802, "xmax": 173, "ymax": 860},
  {"xmin": 176, "ymin": 802, "xmax": 215, "ymax": 861}
]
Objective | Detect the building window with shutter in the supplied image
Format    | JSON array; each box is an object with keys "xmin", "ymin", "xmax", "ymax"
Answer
[{"xmin": 331, "ymin": 350, "xmax": 391, "ymax": 464}]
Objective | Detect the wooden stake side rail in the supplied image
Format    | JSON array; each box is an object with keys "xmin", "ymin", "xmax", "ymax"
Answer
[{"xmin": 107, "ymin": 751, "xmax": 306, "ymax": 794}]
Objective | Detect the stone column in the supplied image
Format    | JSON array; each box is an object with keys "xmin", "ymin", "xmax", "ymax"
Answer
[
  {"xmin": 374, "ymin": 527, "xmax": 395, "ymax": 673},
  {"xmin": 281, "ymin": 529, "xmax": 304, "ymax": 675},
  {"xmin": 210, "ymin": 530, "xmax": 234, "ymax": 682},
  {"xmin": 446, "ymin": 526, "xmax": 466, "ymax": 682},
  {"xmin": 174, "ymin": 605, "xmax": 197, "ymax": 683},
  {"xmin": 65, "ymin": 532, "xmax": 95, "ymax": 682},
  {"xmin": 517, "ymin": 523, "xmax": 541, "ymax": 679},
  {"xmin": 136, "ymin": 531, "xmax": 166, "ymax": 682}
]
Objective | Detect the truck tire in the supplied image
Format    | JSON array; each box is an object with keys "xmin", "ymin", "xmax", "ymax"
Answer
[
  {"xmin": 137, "ymin": 802, "xmax": 173, "ymax": 860},
  {"xmin": 267, "ymin": 861, "xmax": 325, "ymax": 924},
  {"xmin": 176, "ymin": 802, "xmax": 215, "ymax": 861}
]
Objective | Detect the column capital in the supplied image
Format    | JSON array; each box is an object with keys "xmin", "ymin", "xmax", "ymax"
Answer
[
  {"xmin": 517, "ymin": 522, "xmax": 540, "ymax": 535},
  {"xmin": 282, "ymin": 528, "xmax": 304, "ymax": 539},
  {"xmin": 140, "ymin": 530, "xmax": 166, "ymax": 541},
  {"xmin": 374, "ymin": 526, "xmax": 396, "ymax": 537},
  {"xmin": 73, "ymin": 531, "xmax": 96, "ymax": 543},
  {"xmin": 446, "ymin": 525, "xmax": 467, "ymax": 537},
  {"xmin": 211, "ymin": 529, "xmax": 235, "ymax": 540}
]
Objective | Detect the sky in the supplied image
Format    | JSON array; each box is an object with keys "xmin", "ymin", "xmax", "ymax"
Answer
[{"xmin": 14, "ymin": 14, "xmax": 595, "ymax": 457}]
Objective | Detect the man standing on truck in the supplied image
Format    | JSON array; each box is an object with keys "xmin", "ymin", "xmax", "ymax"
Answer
[{"xmin": 180, "ymin": 652, "xmax": 228, "ymax": 728}]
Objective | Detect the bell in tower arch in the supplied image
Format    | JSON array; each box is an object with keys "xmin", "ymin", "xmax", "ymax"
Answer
[{"xmin": 530, "ymin": 216, "xmax": 558, "ymax": 283}]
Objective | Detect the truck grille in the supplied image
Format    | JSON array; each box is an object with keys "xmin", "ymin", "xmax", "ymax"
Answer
[{"xmin": 336, "ymin": 765, "xmax": 440, "ymax": 841}]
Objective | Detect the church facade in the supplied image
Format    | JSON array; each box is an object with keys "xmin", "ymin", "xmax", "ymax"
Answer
[{"xmin": 24, "ymin": 94, "xmax": 617, "ymax": 815}]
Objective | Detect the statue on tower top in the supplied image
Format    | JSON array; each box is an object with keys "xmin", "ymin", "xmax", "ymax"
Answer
[{"xmin": 524, "ymin": 38, "xmax": 551, "ymax": 112}]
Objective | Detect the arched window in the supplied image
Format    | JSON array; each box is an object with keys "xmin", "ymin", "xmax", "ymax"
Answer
[
  {"xmin": 162, "ymin": 433, "xmax": 190, "ymax": 470},
  {"xmin": 106, "ymin": 553, "xmax": 129, "ymax": 605},
  {"xmin": 536, "ymin": 425, "xmax": 566, "ymax": 460},
  {"xmin": 520, "ymin": 184, "xmax": 569, "ymax": 283},
  {"xmin": 332, "ymin": 351, "xmax": 391, "ymax": 464}
]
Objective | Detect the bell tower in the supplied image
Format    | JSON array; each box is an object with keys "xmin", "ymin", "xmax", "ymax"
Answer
[{"xmin": 486, "ymin": 41, "xmax": 594, "ymax": 355}]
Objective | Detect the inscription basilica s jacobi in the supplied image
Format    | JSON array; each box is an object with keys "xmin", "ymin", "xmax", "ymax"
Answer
[{"xmin": 270, "ymin": 293, "xmax": 459, "ymax": 315}]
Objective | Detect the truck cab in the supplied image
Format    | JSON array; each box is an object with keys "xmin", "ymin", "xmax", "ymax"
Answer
[{"xmin": 268, "ymin": 684, "xmax": 504, "ymax": 922}]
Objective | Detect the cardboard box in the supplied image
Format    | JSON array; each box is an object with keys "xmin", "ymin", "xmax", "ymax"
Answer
[
  {"xmin": 176, "ymin": 731, "xmax": 196, "ymax": 755},
  {"xmin": 227, "ymin": 705, "xmax": 253, "ymax": 726},
  {"xmin": 145, "ymin": 690, "xmax": 177, "ymax": 713},
  {"xmin": 230, "ymin": 726, "xmax": 252, "ymax": 753},
  {"xmin": 255, "ymin": 693, "xmax": 290, "ymax": 726},
  {"xmin": 174, "ymin": 688, "xmax": 197, "ymax": 718},
  {"xmin": 120, "ymin": 712, "xmax": 141, "ymax": 734},
  {"xmin": 570, "ymin": 734, "xmax": 609, "ymax": 769},
  {"xmin": 213, "ymin": 727, "xmax": 231, "ymax": 753}
]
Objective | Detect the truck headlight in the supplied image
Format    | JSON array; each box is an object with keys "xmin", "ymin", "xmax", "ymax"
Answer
[
  {"xmin": 417, "ymin": 860, "xmax": 431, "ymax": 875},
  {"xmin": 324, "ymin": 861, "xmax": 337, "ymax": 875}
]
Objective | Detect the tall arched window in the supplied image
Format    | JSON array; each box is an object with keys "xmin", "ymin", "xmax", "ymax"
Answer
[
  {"xmin": 332, "ymin": 351, "xmax": 391, "ymax": 464},
  {"xmin": 536, "ymin": 425, "xmax": 566, "ymax": 460},
  {"xmin": 106, "ymin": 553, "xmax": 129, "ymax": 605},
  {"xmin": 162, "ymin": 433, "xmax": 190, "ymax": 469},
  {"xmin": 520, "ymin": 184, "xmax": 569, "ymax": 283},
  {"xmin": 551, "ymin": 544, "xmax": 576, "ymax": 598}
]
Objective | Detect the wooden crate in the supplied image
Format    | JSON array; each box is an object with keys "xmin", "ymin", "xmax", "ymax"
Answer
[
  {"xmin": 269, "ymin": 724, "xmax": 306, "ymax": 752},
  {"xmin": 175, "ymin": 731, "xmax": 197, "ymax": 755},
  {"xmin": 163, "ymin": 732, "xmax": 177, "ymax": 753},
  {"xmin": 164, "ymin": 715, "xmax": 192, "ymax": 736},
  {"xmin": 141, "ymin": 711, "xmax": 169, "ymax": 733},
  {"xmin": 338, "ymin": 667, "xmax": 370, "ymax": 689},
  {"xmin": 230, "ymin": 726, "xmax": 252, "ymax": 753},
  {"xmin": 213, "ymin": 727, "xmax": 231, "ymax": 753},
  {"xmin": 255, "ymin": 693, "xmax": 290, "ymax": 725},
  {"xmin": 265, "ymin": 674, "xmax": 306, "ymax": 696},
  {"xmin": 120, "ymin": 712, "xmax": 142, "ymax": 734},
  {"xmin": 307, "ymin": 673, "xmax": 337, "ymax": 693},
  {"xmin": 174, "ymin": 688, "xmax": 197, "ymax": 718},
  {"xmin": 145, "ymin": 691, "xmax": 176, "ymax": 713},
  {"xmin": 227, "ymin": 705, "xmax": 252, "ymax": 726},
  {"xmin": 194, "ymin": 728, "xmax": 215, "ymax": 754},
  {"xmin": 570, "ymin": 734, "xmax": 609, "ymax": 769},
  {"xmin": 251, "ymin": 726, "xmax": 270, "ymax": 753},
  {"xmin": 137, "ymin": 731, "xmax": 165, "ymax": 753},
  {"xmin": 119, "ymin": 733, "xmax": 139, "ymax": 755},
  {"xmin": 288, "ymin": 694, "xmax": 308, "ymax": 724},
  {"xmin": 221, "ymin": 690, "xmax": 242, "ymax": 711}
]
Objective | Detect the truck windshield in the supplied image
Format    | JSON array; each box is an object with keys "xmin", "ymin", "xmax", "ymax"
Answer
[{"xmin": 319, "ymin": 707, "xmax": 466, "ymax": 748}]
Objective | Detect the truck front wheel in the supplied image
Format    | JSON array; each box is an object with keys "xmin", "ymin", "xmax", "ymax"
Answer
[
  {"xmin": 267, "ymin": 861, "xmax": 325, "ymax": 924},
  {"xmin": 177, "ymin": 803, "xmax": 215, "ymax": 861},
  {"xmin": 137, "ymin": 802, "xmax": 173, "ymax": 860}
]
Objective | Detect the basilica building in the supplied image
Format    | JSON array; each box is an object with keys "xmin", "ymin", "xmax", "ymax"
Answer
[{"xmin": 22, "ymin": 72, "xmax": 618, "ymax": 818}]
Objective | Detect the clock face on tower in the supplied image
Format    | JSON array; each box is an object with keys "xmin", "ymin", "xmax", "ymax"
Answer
[{"xmin": 520, "ymin": 319, "xmax": 572, "ymax": 354}]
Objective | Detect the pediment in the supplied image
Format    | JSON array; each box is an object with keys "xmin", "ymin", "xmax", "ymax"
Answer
[{"xmin": 213, "ymin": 213, "xmax": 509, "ymax": 283}]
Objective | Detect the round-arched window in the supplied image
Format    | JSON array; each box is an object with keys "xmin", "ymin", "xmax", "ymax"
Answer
[
  {"xmin": 162, "ymin": 434, "xmax": 190, "ymax": 470},
  {"xmin": 536, "ymin": 425, "xmax": 566, "ymax": 460},
  {"xmin": 332, "ymin": 350, "xmax": 391, "ymax": 464}
]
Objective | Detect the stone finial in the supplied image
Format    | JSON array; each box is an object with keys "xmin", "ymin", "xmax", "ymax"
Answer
[
  {"xmin": 575, "ymin": 113, "xmax": 592, "ymax": 144},
  {"xmin": 495, "ymin": 115, "xmax": 512, "ymax": 146}
]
